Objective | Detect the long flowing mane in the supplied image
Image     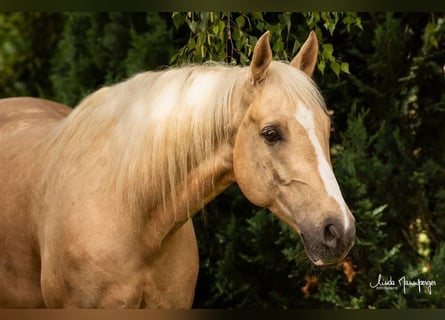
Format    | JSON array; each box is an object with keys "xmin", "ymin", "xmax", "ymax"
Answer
[
  {"xmin": 40, "ymin": 61, "xmax": 326, "ymax": 217},
  {"xmin": 41, "ymin": 64, "xmax": 246, "ymax": 215}
]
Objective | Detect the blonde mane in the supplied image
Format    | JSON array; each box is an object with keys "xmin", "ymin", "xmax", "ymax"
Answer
[
  {"xmin": 40, "ymin": 61, "xmax": 325, "ymax": 219},
  {"xmin": 42, "ymin": 64, "xmax": 246, "ymax": 216}
]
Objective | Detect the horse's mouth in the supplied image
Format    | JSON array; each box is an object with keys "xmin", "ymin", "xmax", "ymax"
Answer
[
  {"xmin": 300, "ymin": 233, "xmax": 355, "ymax": 267},
  {"xmin": 310, "ymin": 256, "xmax": 345, "ymax": 267}
]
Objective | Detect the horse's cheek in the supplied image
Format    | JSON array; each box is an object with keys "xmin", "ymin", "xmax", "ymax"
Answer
[{"xmin": 233, "ymin": 132, "xmax": 271, "ymax": 208}]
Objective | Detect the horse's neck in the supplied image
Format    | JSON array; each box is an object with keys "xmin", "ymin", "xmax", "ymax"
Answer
[
  {"xmin": 141, "ymin": 143, "xmax": 235, "ymax": 250},
  {"xmin": 139, "ymin": 71, "xmax": 250, "ymax": 252}
]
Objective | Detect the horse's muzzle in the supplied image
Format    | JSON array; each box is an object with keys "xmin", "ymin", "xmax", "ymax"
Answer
[{"xmin": 300, "ymin": 216, "xmax": 356, "ymax": 266}]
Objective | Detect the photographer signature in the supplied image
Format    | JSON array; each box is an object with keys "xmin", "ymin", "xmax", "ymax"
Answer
[{"xmin": 369, "ymin": 273, "xmax": 436, "ymax": 295}]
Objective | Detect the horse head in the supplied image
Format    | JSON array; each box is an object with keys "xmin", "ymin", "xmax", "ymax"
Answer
[{"xmin": 233, "ymin": 31, "xmax": 355, "ymax": 265}]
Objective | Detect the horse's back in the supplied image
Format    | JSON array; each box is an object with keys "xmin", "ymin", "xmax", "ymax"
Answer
[
  {"xmin": 0, "ymin": 97, "xmax": 71, "ymax": 307},
  {"xmin": 0, "ymin": 97, "xmax": 70, "ymax": 128}
]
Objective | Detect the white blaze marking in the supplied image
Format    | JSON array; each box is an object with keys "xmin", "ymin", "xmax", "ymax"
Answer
[{"xmin": 295, "ymin": 103, "xmax": 350, "ymax": 230}]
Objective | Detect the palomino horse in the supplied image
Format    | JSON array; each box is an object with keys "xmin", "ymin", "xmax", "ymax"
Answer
[{"xmin": 0, "ymin": 31, "xmax": 355, "ymax": 308}]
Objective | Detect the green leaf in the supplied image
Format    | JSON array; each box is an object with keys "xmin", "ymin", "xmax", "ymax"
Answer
[
  {"xmin": 425, "ymin": 22, "xmax": 436, "ymax": 34},
  {"xmin": 217, "ymin": 20, "xmax": 225, "ymax": 40},
  {"xmin": 330, "ymin": 60, "xmax": 340, "ymax": 76},
  {"xmin": 430, "ymin": 37, "xmax": 439, "ymax": 49},
  {"xmin": 251, "ymin": 12, "xmax": 264, "ymax": 21},
  {"xmin": 236, "ymin": 15, "xmax": 245, "ymax": 28},
  {"xmin": 171, "ymin": 12, "xmax": 185, "ymax": 30},
  {"xmin": 188, "ymin": 20, "xmax": 197, "ymax": 33},
  {"xmin": 371, "ymin": 204, "xmax": 388, "ymax": 216},
  {"xmin": 340, "ymin": 62, "xmax": 350, "ymax": 74},
  {"xmin": 322, "ymin": 12, "xmax": 338, "ymax": 35},
  {"xmin": 273, "ymin": 38, "xmax": 283, "ymax": 52},
  {"xmin": 279, "ymin": 12, "xmax": 291, "ymax": 32},
  {"xmin": 291, "ymin": 39, "xmax": 301, "ymax": 55},
  {"xmin": 322, "ymin": 43, "xmax": 334, "ymax": 61},
  {"xmin": 169, "ymin": 53, "xmax": 178, "ymax": 64},
  {"xmin": 212, "ymin": 25, "xmax": 219, "ymax": 36},
  {"xmin": 318, "ymin": 59, "xmax": 326, "ymax": 74}
]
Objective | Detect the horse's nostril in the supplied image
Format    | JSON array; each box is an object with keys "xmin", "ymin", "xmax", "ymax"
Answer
[{"xmin": 323, "ymin": 223, "xmax": 339, "ymax": 249}]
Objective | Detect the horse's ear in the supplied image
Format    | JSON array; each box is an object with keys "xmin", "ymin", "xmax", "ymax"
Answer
[
  {"xmin": 250, "ymin": 31, "xmax": 272, "ymax": 84},
  {"xmin": 290, "ymin": 31, "xmax": 319, "ymax": 77}
]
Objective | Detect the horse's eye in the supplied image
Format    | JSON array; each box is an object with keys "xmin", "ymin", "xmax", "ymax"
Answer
[{"xmin": 261, "ymin": 126, "xmax": 282, "ymax": 144}]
